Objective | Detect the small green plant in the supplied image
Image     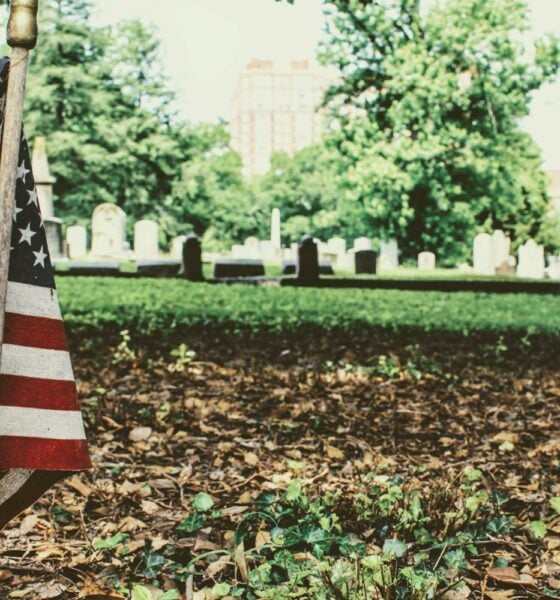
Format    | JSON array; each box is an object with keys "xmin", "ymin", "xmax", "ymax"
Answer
[
  {"xmin": 169, "ymin": 342, "xmax": 196, "ymax": 372},
  {"xmin": 112, "ymin": 329, "xmax": 136, "ymax": 364}
]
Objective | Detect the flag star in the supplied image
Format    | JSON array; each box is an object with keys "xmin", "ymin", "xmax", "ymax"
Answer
[
  {"xmin": 13, "ymin": 205, "xmax": 23, "ymax": 222},
  {"xmin": 33, "ymin": 245, "xmax": 47, "ymax": 268},
  {"xmin": 18, "ymin": 223, "xmax": 36, "ymax": 245},
  {"xmin": 17, "ymin": 160, "xmax": 29, "ymax": 182},
  {"xmin": 27, "ymin": 188, "xmax": 38, "ymax": 207}
]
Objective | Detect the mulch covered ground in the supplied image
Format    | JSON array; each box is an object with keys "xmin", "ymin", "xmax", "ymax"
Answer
[{"xmin": 0, "ymin": 330, "xmax": 559, "ymax": 598}]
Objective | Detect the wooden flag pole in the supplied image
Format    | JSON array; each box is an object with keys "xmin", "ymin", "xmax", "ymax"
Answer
[{"xmin": 0, "ymin": 0, "xmax": 38, "ymax": 363}]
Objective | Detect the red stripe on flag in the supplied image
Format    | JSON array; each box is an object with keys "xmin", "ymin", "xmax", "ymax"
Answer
[
  {"xmin": 3, "ymin": 312, "xmax": 68, "ymax": 351},
  {"xmin": 0, "ymin": 437, "xmax": 91, "ymax": 471},
  {"xmin": 0, "ymin": 375, "xmax": 79, "ymax": 410}
]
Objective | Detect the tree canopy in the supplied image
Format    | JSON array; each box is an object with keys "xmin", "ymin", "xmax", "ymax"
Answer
[{"xmin": 318, "ymin": 0, "xmax": 560, "ymax": 262}]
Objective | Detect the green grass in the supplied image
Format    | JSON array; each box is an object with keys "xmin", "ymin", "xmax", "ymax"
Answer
[{"xmin": 56, "ymin": 276, "xmax": 560, "ymax": 338}]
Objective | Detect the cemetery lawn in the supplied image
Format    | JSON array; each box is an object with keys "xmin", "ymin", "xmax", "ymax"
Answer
[
  {"xmin": 57, "ymin": 276, "xmax": 560, "ymax": 341},
  {"xmin": 1, "ymin": 276, "xmax": 559, "ymax": 599}
]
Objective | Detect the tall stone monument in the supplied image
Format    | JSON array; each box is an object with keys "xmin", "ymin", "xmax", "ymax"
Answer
[
  {"xmin": 32, "ymin": 137, "xmax": 63, "ymax": 258},
  {"xmin": 271, "ymin": 208, "xmax": 281, "ymax": 250}
]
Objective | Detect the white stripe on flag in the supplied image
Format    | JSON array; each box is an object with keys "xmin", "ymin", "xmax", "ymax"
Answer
[
  {"xmin": 5, "ymin": 282, "xmax": 62, "ymax": 320},
  {"xmin": 0, "ymin": 344, "xmax": 74, "ymax": 381},
  {"xmin": 0, "ymin": 406, "xmax": 86, "ymax": 440}
]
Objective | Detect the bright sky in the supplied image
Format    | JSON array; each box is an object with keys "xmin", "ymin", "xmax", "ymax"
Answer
[{"xmin": 92, "ymin": 0, "xmax": 560, "ymax": 169}]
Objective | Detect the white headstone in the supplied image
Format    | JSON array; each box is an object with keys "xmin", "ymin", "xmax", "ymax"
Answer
[
  {"xmin": 91, "ymin": 203, "xmax": 127, "ymax": 257},
  {"xmin": 492, "ymin": 230, "xmax": 511, "ymax": 269},
  {"xmin": 473, "ymin": 233, "xmax": 495, "ymax": 275},
  {"xmin": 379, "ymin": 239, "xmax": 399, "ymax": 270},
  {"xmin": 517, "ymin": 239, "xmax": 545, "ymax": 279},
  {"xmin": 259, "ymin": 240, "xmax": 278, "ymax": 263},
  {"xmin": 327, "ymin": 237, "xmax": 346, "ymax": 256},
  {"xmin": 171, "ymin": 236, "xmax": 187, "ymax": 259},
  {"xmin": 66, "ymin": 225, "xmax": 87, "ymax": 259},
  {"xmin": 231, "ymin": 244, "xmax": 246, "ymax": 259},
  {"xmin": 547, "ymin": 256, "xmax": 560, "ymax": 280},
  {"xmin": 354, "ymin": 237, "xmax": 372, "ymax": 251},
  {"xmin": 134, "ymin": 220, "xmax": 159, "ymax": 260},
  {"xmin": 244, "ymin": 237, "xmax": 260, "ymax": 259},
  {"xmin": 271, "ymin": 208, "xmax": 281, "ymax": 249},
  {"xmin": 418, "ymin": 251, "xmax": 436, "ymax": 271}
]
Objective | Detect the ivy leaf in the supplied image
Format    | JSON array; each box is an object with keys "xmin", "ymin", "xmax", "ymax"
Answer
[
  {"xmin": 92, "ymin": 532, "xmax": 128, "ymax": 550},
  {"xmin": 212, "ymin": 583, "xmax": 231, "ymax": 598},
  {"xmin": 160, "ymin": 592, "xmax": 181, "ymax": 600},
  {"xmin": 383, "ymin": 539, "xmax": 407, "ymax": 558},
  {"xmin": 131, "ymin": 586, "xmax": 152, "ymax": 600},
  {"xmin": 550, "ymin": 497, "xmax": 560, "ymax": 514},
  {"xmin": 528, "ymin": 520, "xmax": 547, "ymax": 539},
  {"xmin": 193, "ymin": 492, "xmax": 214, "ymax": 513}
]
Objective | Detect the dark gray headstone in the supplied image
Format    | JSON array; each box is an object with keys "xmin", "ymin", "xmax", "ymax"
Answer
[
  {"xmin": 182, "ymin": 234, "xmax": 204, "ymax": 281},
  {"xmin": 213, "ymin": 259, "xmax": 265, "ymax": 278},
  {"xmin": 297, "ymin": 235, "xmax": 320, "ymax": 282},
  {"xmin": 283, "ymin": 259, "xmax": 334, "ymax": 276},
  {"xmin": 355, "ymin": 250, "xmax": 377, "ymax": 275},
  {"xmin": 44, "ymin": 218, "xmax": 64, "ymax": 259}
]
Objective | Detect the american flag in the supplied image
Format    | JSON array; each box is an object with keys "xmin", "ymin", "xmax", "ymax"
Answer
[{"xmin": 0, "ymin": 58, "xmax": 90, "ymax": 528}]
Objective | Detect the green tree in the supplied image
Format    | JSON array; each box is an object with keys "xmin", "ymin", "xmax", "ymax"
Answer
[
  {"xmin": 321, "ymin": 0, "xmax": 560, "ymax": 263},
  {"xmin": 166, "ymin": 122, "xmax": 259, "ymax": 247},
  {"xmin": 257, "ymin": 144, "xmax": 343, "ymax": 244},
  {"xmin": 23, "ymin": 0, "xmax": 196, "ymax": 244}
]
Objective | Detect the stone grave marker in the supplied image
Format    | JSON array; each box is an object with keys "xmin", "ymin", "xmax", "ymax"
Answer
[
  {"xmin": 473, "ymin": 233, "xmax": 494, "ymax": 275},
  {"xmin": 379, "ymin": 239, "xmax": 399, "ymax": 270},
  {"xmin": 134, "ymin": 219, "xmax": 159, "ymax": 260},
  {"xmin": 517, "ymin": 239, "xmax": 545, "ymax": 279},
  {"xmin": 271, "ymin": 208, "xmax": 281, "ymax": 249},
  {"xmin": 66, "ymin": 225, "xmax": 87, "ymax": 259},
  {"xmin": 418, "ymin": 251, "xmax": 436, "ymax": 271},
  {"xmin": 91, "ymin": 203, "xmax": 127, "ymax": 257},
  {"xmin": 182, "ymin": 234, "xmax": 204, "ymax": 281},
  {"xmin": 297, "ymin": 235, "xmax": 320, "ymax": 282},
  {"xmin": 355, "ymin": 250, "xmax": 377, "ymax": 274}
]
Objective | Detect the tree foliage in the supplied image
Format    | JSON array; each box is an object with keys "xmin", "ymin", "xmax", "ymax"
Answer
[
  {"xmin": 320, "ymin": 0, "xmax": 560, "ymax": 263},
  {"xmin": 21, "ymin": 0, "xmax": 248, "ymax": 246}
]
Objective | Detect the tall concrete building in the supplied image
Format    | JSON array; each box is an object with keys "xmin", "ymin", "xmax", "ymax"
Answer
[{"xmin": 230, "ymin": 59, "xmax": 332, "ymax": 176}]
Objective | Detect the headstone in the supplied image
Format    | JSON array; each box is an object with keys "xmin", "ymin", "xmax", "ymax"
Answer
[
  {"xmin": 282, "ymin": 259, "xmax": 334, "ymax": 276},
  {"xmin": 418, "ymin": 251, "xmax": 436, "ymax": 271},
  {"xmin": 213, "ymin": 259, "xmax": 265, "ymax": 278},
  {"xmin": 31, "ymin": 137, "xmax": 55, "ymax": 219},
  {"xmin": 473, "ymin": 233, "xmax": 495, "ymax": 275},
  {"xmin": 134, "ymin": 219, "xmax": 159, "ymax": 260},
  {"xmin": 271, "ymin": 208, "xmax": 281, "ymax": 249},
  {"xmin": 547, "ymin": 256, "xmax": 560, "ymax": 280},
  {"xmin": 517, "ymin": 239, "xmax": 545, "ymax": 279},
  {"xmin": 66, "ymin": 225, "xmax": 87, "ymax": 259},
  {"xmin": 458, "ymin": 262, "xmax": 473, "ymax": 274},
  {"xmin": 354, "ymin": 237, "xmax": 373, "ymax": 252},
  {"xmin": 297, "ymin": 235, "xmax": 319, "ymax": 282},
  {"xmin": 327, "ymin": 237, "xmax": 346, "ymax": 256},
  {"xmin": 244, "ymin": 237, "xmax": 260, "ymax": 260},
  {"xmin": 355, "ymin": 250, "xmax": 377, "ymax": 274},
  {"xmin": 171, "ymin": 235, "xmax": 187, "ymax": 259},
  {"xmin": 91, "ymin": 203, "xmax": 127, "ymax": 257},
  {"xmin": 182, "ymin": 234, "xmax": 204, "ymax": 281},
  {"xmin": 379, "ymin": 239, "xmax": 399, "ymax": 270},
  {"xmin": 44, "ymin": 218, "xmax": 64, "ymax": 259},
  {"xmin": 231, "ymin": 244, "xmax": 246, "ymax": 259},
  {"xmin": 259, "ymin": 240, "xmax": 278, "ymax": 263},
  {"xmin": 492, "ymin": 230, "xmax": 511, "ymax": 269}
]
